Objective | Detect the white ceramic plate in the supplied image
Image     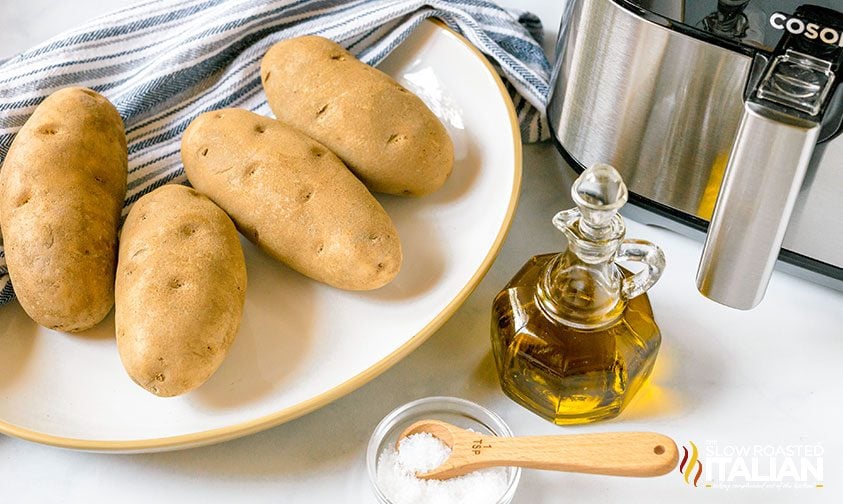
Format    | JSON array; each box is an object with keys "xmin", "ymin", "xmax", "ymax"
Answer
[{"xmin": 0, "ymin": 20, "xmax": 520, "ymax": 452}]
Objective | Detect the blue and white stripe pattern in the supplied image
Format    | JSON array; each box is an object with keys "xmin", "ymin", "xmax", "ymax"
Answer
[{"xmin": 0, "ymin": 0, "xmax": 551, "ymax": 305}]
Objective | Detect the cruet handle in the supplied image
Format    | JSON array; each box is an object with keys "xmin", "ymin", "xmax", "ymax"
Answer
[{"xmin": 616, "ymin": 240, "xmax": 666, "ymax": 301}]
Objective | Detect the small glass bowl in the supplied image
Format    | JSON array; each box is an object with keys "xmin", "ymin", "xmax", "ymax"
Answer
[{"xmin": 366, "ymin": 396, "xmax": 521, "ymax": 504}]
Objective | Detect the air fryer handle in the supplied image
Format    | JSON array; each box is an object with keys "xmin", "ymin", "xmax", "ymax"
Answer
[
  {"xmin": 696, "ymin": 103, "xmax": 820, "ymax": 309},
  {"xmin": 696, "ymin": 3, "xmax": 843, "ymax": 309}
]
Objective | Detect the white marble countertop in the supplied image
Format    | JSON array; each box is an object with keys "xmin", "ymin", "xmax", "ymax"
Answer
[{"xmin": 1, "ymin": 1, "xmax": 840, "ymax": 503}]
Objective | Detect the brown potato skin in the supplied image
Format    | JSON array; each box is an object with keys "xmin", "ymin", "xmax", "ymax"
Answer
[
  {"xmin": 261, "ymin": 35, "xmax": 454, "ymax": 196},
  {"xmin": 181, "ymin": 108, "xmax": 401, "ymax": 290},
  {"xmin": 115, "ymin": 185, "xmax": 246, "ymax": 397},
  {"xmin": 0, "ymin": 87, "xmax": 127, "ymax": 332}
]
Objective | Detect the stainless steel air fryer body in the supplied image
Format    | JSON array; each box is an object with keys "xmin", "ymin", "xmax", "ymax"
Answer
[{"xmin": 548, "ymin": 0, "xmax": 843, "ymax": 309}]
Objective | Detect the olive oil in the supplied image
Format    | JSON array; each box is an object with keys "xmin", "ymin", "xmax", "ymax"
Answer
[
  {"xmin": 491, "ymin": 164, "xmax": 665, "ymax": 425},
  {"xmin": 492, "ymin": 253, "xmax": 660, "ymax": 424}
]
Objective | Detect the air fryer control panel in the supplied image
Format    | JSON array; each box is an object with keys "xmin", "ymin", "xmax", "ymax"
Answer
[{"xmin": 622, "ymin": 0, "xmax": 842, "ymax": 52}]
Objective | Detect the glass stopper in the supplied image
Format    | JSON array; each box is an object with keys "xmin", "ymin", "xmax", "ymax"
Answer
[{"xmin": 570, "ymin": 163, "xmax": 628, "ymax": 240}]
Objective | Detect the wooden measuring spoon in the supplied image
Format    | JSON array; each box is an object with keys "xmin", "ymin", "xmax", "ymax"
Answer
[{"xmin": 397, "ymin": 419, "xmax": 678, "ymax": 480}]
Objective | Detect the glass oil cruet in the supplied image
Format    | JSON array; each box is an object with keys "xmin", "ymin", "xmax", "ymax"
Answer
[{"xmin": 491, "ymin": 163, "xmax": 666, "ymax": 425}]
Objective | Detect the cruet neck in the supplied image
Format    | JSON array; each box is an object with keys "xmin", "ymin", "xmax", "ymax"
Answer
[
  {"xmin": 552, "ymin": 163, "xmax": 628, "ymax": 264},
  {"xmin": 536, "ymin": 163, "xmax": 666, "ymax": 328},
  {"xmin": 536, "ymin": 250, "xmax": 626, "ymax": 330},
  {"xmin": 535, "ymin": 164, "xmax": 632, "ymax": 329}
]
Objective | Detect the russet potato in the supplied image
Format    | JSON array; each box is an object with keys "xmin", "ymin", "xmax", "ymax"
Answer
[
  {"xmin": 115, "ymin": 184, "xmax": 246, "ymax": 397},
  {"xmin": 261, "ymin": 35, "xmax": 454, "ymax": 196},
  {"xmin": 181, "ymin": 108, "xmax": 402, "ymax": 290},
  {"xmin": 0, "ymin": 87, "xmax": 127, "ymax": 332}
]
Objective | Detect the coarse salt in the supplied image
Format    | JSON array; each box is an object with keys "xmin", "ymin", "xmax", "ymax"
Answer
[{"xmin": 376, "ymin": 432, "xmax": 510, "ymax": 504}]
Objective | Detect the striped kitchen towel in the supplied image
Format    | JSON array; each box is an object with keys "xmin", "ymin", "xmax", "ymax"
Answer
[{"xmin": 0, "ymin": 0, "xmax": 552, "ymax": 305}]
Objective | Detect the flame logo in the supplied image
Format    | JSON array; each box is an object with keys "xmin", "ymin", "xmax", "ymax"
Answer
[{"xmin": 679, "ymin": 441, "xmax": 703, "ymax": 487}]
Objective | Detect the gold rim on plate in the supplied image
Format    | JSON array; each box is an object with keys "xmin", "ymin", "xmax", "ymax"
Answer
[{"xmin": 0, "ymin": 19, "xmax": 523, "ymax": 452}]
